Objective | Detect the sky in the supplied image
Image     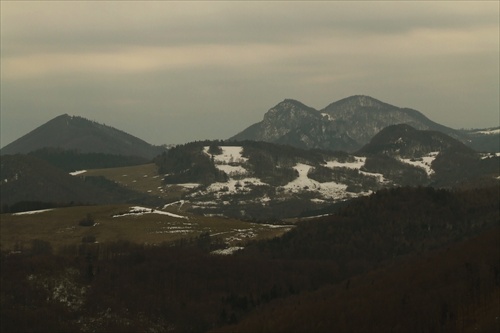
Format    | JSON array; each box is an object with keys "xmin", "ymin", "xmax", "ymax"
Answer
[{"xmin": 1, "ymin": 1, "xmax": 499, "ymax": 147}]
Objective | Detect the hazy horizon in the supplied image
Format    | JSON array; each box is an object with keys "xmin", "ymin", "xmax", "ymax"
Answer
[{"xmin": 1, "ymin": 1, "xmax": 499, "ymax": 147}]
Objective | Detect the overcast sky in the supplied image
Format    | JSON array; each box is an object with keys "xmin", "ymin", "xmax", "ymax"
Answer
[{"xmin": 1, "ymin": 1, "xmax": 499, "ymax": 147}]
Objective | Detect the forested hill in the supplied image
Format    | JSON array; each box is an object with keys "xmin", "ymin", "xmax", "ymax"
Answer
[
  {"xmin": 153, "ymin": 136, "xmax": 498, "ymax": 220},
  {"xmin": 0, "ymin": 114, "xmax": 165, "ymax": 159},
  {"xmin": 216, "ymin": 186, "xmax": 499, "ymax": 332}
]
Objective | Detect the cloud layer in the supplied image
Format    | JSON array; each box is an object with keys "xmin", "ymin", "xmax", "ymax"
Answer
[{"xmin": 1, "ymin": 1, "xmax": 498, "ymax": 146}]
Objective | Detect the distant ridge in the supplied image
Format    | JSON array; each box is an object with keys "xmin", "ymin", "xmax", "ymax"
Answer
[
  {"xmin": 230, "ymin": 95, "xmax": 465, "ymax": 152},
  {"xmin": 357, "ymin": 124, "xmax": 473, "ymax": 157},
  {"xmin": 1, "ymin": 114, "xmax": 165, "ymax": 159}
]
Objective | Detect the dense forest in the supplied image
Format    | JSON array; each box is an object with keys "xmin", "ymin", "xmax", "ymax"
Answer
[
  {"xmin": 29, "ymin": 148, "xmax": 150, "ymax": 172},
  {"xmin": 1, "ymin": 186, "xmax": 498, "ymax": 332}
]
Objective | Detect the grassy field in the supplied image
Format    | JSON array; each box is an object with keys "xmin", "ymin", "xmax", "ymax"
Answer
[
  {"xmin": 82, "ymin": 163, "xmax": 189, "ymax": 202},
  {"xmin": 0, "ymin": 204, "xmax": 292, "ymax": 253}
]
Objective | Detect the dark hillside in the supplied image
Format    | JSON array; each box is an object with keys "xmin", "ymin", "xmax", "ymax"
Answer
[
  {"xmin": 357, "ymin": 124, "xmax": 473, "ymax": 157},
  {"xmin": 244, "ymin": 187, "xmax": 498, "ymax": 269},
  {"xmin": 0, "ymin": 155, "xmax": 160, "ymax": 209},
  {"xmin": 1, "ymin": 186, "xmax": 498, "ymax": 332},
  {"xmin": 217, "ymin": 225, "xmax": 500, "ymax": 333},
  {"xmin": 29, "ymin": 148, "xmax": 149, "ymax": 172}
]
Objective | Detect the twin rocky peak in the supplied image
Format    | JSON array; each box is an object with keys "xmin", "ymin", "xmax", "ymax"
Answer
[{"xmin": 231, "ymin": 95, "xmax": 461, "ymax": 152}]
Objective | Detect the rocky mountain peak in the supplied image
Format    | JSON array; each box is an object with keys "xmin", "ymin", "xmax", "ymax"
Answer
[
  {"xmin": 265, "ymin": 99, "xmax": 318, "ymax": 120},
  {"xmin": 322, "ymin": 95, "xmax": 392, "ymax": 114},
  {"xmin": 229, "ymin": 95, "xmax": 487, "ymax": 152}
]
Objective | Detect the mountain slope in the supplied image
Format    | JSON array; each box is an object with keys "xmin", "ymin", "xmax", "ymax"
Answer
[
  {"xmin": 153, "ymin": 133, "xmax": 498, "ymax": 220},
  {"xmin": 0, "ymin": 114, "xmax": 164, "ymax": 159},
  {"xmin": 357, "ymin": 124, "xmax": 499, "ymax": 188},
  {"xmin": 230, "ymin": 96, "xmax": 464, "ymax": 152}
]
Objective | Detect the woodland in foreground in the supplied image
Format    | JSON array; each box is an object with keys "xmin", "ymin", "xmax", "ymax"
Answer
[{"xmin": 1, "ymin": 186, "xmax": 499, "ymax": 332}]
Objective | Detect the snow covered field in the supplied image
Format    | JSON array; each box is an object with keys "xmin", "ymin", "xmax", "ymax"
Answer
[
  {"xmin": 325, "ymin": 157, "xmax": 366, "ymax": 169},
  {"xmin": 204, "ymin": 146, "xmax": 248, "ymax": 165},
  {"xmin": 283, "ymin": 163, "xmax": 348, "ymax": 198}
]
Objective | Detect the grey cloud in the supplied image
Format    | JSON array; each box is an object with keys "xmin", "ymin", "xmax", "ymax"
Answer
[
  {"xmin": 1, "ymin": 1, "xmax": 498, "ymax": 147},
  {"xmin": 3, "ymin": 2, "xmax": 497, "ymax": 54}
]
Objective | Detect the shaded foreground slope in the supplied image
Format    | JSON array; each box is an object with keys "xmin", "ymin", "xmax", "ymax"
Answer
[
  {"xmin": 216, "ymin": 225, "xmax": 500, "ymax": 333},
  {"xmin": 1, "ymin": 187, "xmax": 498, "ymax": 332}
]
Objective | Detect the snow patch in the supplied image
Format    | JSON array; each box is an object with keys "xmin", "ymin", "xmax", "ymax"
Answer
[
  {"xmin": 473, "ymin": 128, "xmax": 500, "ymax": 135},
  {"xmin": 216, "ymin": 164, "xmax": 248, "ymax": 176},
  {"xmin": 69, "ymin": 170, "xmax": 87, "ymax": 176},
  {"xmin": 211, "ymin": 246, "xmax": 244, "ymax": 255},
  {"xmin": 162, "ymin": 200, "xmax": 186, "ymax": 210},
  {"xmin": 175, "ymin": 183, "xmax": 201, "ymax": 189},
  {"xmin": 481, "ymin": 152, "xmax": 500, "ymax": 160},
  {"xmin": 13, "ymin": 209, "xmax": 54, "ymax": 215},
  {"xmin": 321, "ymin": 113, "xmax": 334, "ymax": 121},
  {"xmin": 113, "ymin": 206, "xmax": 188, "ymax": 219},
  {"xmin": 325, "ymin": 157, "xmax": 366, "ymax": 170}
]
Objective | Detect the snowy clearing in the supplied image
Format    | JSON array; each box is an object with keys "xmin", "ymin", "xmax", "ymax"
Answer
[
  {"xmin": 282, "ymin": 163, "xmax": 349, "ymax": 198},
  {"xmin": 12, "ymin": 209, "xmax": 54, "ymax": 216},
  {"xmin": 203, "ymin": 146, "xmax": 248, "ymax": 164},
  {"xmin": 203, "ymin": 146, "xmax": 249, "ymax": 176},
  {"xmin": 398, "ymin": 152, "xmax": 439, "ymax": 176},
  {"xmin": 215, "ymin": 164, "xmax": 248, "ymax": 176},
  {"xmin": 325, "ymin": 157, "xmax": 366, "ymax": 170},
  {"xmin": 203, "ymin": 177, "xmax": 267, "ymax": 196}
]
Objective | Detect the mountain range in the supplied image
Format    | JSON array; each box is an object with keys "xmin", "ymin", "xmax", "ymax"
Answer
[
  {"xmin": 1, "ymin": 95, "xmax": 498, "ymax": 333},
  {"xmin": 1, "ymin": 95, "xmax": 498, "ymax": 218},
  {"xmin": 230, "ymin": 95, "xmax": 498, "ymax": 152}
]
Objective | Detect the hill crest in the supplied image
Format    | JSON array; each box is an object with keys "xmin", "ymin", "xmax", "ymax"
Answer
[{"xmin": 1, "ymin": 114, "xmax": 164, "ymax": 159}]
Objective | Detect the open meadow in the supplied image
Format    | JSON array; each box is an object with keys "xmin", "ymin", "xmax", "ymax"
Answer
[{"xmin": 0, "ymin": 204, "xmax": 292, "ymax": 253}]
